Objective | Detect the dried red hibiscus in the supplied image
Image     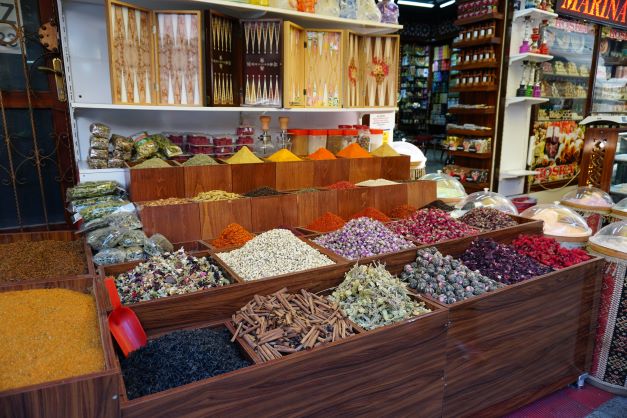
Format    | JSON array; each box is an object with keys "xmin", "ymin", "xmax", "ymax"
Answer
[
  {"xmin": 459, "ymin": 238, "xmax": 553, "ymax": 285},
  {"xmin": 511, "ymin": 234, "xmax": 591, "ymax": 269}
]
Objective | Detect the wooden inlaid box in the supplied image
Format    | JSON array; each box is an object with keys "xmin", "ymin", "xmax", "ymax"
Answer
[
  {"xmin": 128, "ymin": 160, "xmax": 184, "ymax": 201},
  {"xmin": 283, "ymin": 23, "xmax": 343, "ymax": 108},
  {"xmin": 105, "ymin": 1, "xmax": 204, "ymax": 106},
  {"xmin": 241, "ymin": 19, "xmax": 282, "ymax": 107},
  {"xmin": 344, "ymin": 32, "xmax": 400, "ymax": 108},
  {"xmin": 205, "ymin": 11, "xmax": 240, "ymax": 106},
  {"xmin": 0, "ymin": 277, "xmax": 119, "ymax": 418}
]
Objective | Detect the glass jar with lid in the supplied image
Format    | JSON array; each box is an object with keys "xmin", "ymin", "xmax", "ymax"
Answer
[
  {"xmin": 289, "ymin": 129, "xmax": 309, "ymax": 156},
  {"xmin": 589, "ymin": 221, "xmax": 627, "ymax": 259},
  {"xmin": 307, "ymin": 129, "xmax": 327, "ymax": 155},
  {"xmin": 419, "ymin": 170, "xmax": 467, "ymax": 204},
  {"xmin": 326, "ymin": 129, "xmax": 345, "ymax": 154},
  {"xmin": 521, "ymin": 202, "xmax": 592, "ymax": 248}
]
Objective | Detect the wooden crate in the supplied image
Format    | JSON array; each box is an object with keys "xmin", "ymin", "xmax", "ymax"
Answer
[
  {"xmin": 138, "ymin": 202, "xmax": 202, "ymax": 243},
  {"xmin": 346, "ymin": 157, "xmax": 381, "ymax": 183},
  {"xmin": 249, "ymin": 194, "xmax": 298, "ymax": 232},
  {"xmin": 371, "ymin": 183, "xmax": 409, "ymax": 216},
  {"xmin": 295, "ymin": 188, "xmax": 338, "ymax": 227},
  {"xmin": 205, "ymin": 11, "xmax": 240, "ymax": 106},
  {"xmin": 312, "ymin": 158, "xmax": 350, "ymax": 187},
  {"xmin": 241, "ymin": 19, "xmax": 282, "ymax": 107},
  {"xmin": 182, "ymin": 163, "xmax": 232, "ymax": 197},
  {"xmin": 0, "ymin": 277, "xmax": 119, "ymax": 418},
  {"xmin": 0, "ymin": 230, "xmax": 95, "ymax": 282},
  {"xmin": 275, "ymin": 160, "xmax": 314, "ymax": 191},
  {"xmin": 128, "ymin": 161, "xmax": 185, "ymax": 202},
  {"xmin": 107, "ymin": 272, "xmax": 447, "ymax": 417},
  {"xmin": 230, "ymin": 162, "xmax": 276, "ymax": 194},
  {"xmin": 199, "ymin": 198, "xmax": 253, "ymax": 240},
  {"xmin": 335, "ymin": 187, "xmax": 375, "ymax": 219},
  {"xmin": 378, "ymin": 155, "xmax": 411, "ymax": 180},
  {"xmin": 406, "ymin": 180, "xmax": 438, "ymax": 209}
]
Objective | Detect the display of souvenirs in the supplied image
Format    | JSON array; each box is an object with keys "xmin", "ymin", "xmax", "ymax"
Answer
[
  {"xmin": 242, "ymin": 19, "xmax": 282, "ymax": 107},
  {"xmin": 398, "ymin": 44, "xmax": 430, "ymax": 134},
  {"xmin": 443, "ymin": 165, "xmax": 489, "ymax": 184},
  {"xmin": 377, "ymin": 0, "xmax": 399, "ymax": 24},
  {"xmin": 592, "ymin": 27, "xmax": 627, "ymax": 114},
  {"xmin": 206, "ymin": 12, "xmax": 239, "ymax": 106},
  {"xmin": 455, "ymin": 23, "xmax": 496, "ymax": 44},
  {"xmin": 529, "ymin": 121, "xmax": 585, "ymax": 185},
  {"xmin": 457, "ymin": 0, "xmax": 499, "ymax": 21}
]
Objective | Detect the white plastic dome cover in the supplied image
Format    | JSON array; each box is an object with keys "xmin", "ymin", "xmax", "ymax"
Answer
[{"xmin": 390, "ymin": 140, "xmax": 427, "ymax": 169}]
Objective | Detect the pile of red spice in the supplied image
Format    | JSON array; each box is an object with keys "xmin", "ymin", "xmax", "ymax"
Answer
[
  {"xmin": 306, "ymin": 212, "xmax": 346, "ymax": 232},
  {"xmin": 511, "ymin": 234, "xmax": 591, "ymax": 269},
  {"xmin": 388, "ymin": 204, "xmax": 417, "ymax": 219},
  {"xmin": 350, "ymin": 207, "xmax": 390, "ymax": 223},
  {"xmin": 327, "ymin": 181, "xmax": 357, "ymax": 190},
  {"xmin": 211, "ymin": 223, "xmax": 254, "ymax": 249}
]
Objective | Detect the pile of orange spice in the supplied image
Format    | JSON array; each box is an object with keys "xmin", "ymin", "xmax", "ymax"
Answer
[
  {"xmin": 351, "ymin": 207, "xmax": 390, "ymax": 222},
  {"xmin": 306, "ymin": 212, "xmax": 346, "ymax": 232},
  {"xmin": 308, "ymin": 148, "xmax": 336, "ymax": 160},
  {"xmin": 389, "ymin": 204, "xmax": 417, "ymax": 219},
  {"xmin": 211, "ymin": 223, "xmax": 254, "ymax": 249},
  {"xmin": 336, "ymin": 143, "xmax": 372, "ymax": 158}
]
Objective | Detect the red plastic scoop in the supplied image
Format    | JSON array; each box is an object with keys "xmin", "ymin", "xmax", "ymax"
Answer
[{"xmin": 104, "ymin": 277, "xmax": 147, "ymax": 357}]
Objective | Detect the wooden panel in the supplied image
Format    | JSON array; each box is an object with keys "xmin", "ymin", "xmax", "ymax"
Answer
[
  {"xmin": 241, "ymin": 19, "xmax": 282, "ymax": 107},
  {"xmin": 139, "ymin": 202, "xmax": 201, "ymax": 242},
  {"xmin": 378, "ymin": 155, "xmax": 411, "ymax": 180},
  {"xmin": 296, "ymin": 189, "xmax": 338, "ymax": 227},
  {"xmin": 336, "ymin": 187, "xmax": 375, "ymax": 219},
  {"xmin": 578, "ymin": 127, "xmax": 620, "ymax": 190},
  {"xmin": 304, "ymin": 30, "xmax": 343, "ymax": 108},
  {"xmin": 343, "ymin": 32, "xmax": 361, "ymax": 108},
  {"xmin": 0, "ymin": 277, "xmax": 119, "ymax": 418},
  {"xmin": 275, "ymin": 160, "xmax": 314, "ymax": 191},
  {"xmin": 199, "ymin": 199, "xmax": 252, "ymax": 240},
  {"xmin": 442, "ymin": 259, "xmax": 603, "ymax": 418},
  {"xmin": 312, "ymin": 159, "xmax": 350, "ymax": 187},
  {"xmin": 362, "ymin": 35, "xmax": 399, "ymax": 108},
  {"xmin": 205, "ymin": 11, "xmax": 240, "ymax": 106},
  {"xmin": 182, "ymin": 164, "xmax": 232, "ymax": 197},
  {"xmin": 230, "ymin": 163, "xmax": 276, "ymax": 194},
  {"xmin": 154, "ymin": 11, "xmax": 203, "ymax": 106},
  {"xmin": 372, "ymin": 184, "xmax": 408, "ymax": 216},
  {"xmin": 283, "ymin": 22, "xmax": 305, "ymax": 108},
  {"xmin": 406, "ymin": 180, "xmax": 438, "ymax": 209},
  {"xmin": 250, "ymin": 194, "xmax": 298, "ymax": 232},
  {"xmin": 130, "ymin": 165, "xmax": 185, "ymax": 201},
  {"xmin": 106, "ymin": 0, "xmax": 155, "ymax": 105},
  {"xmin": 347, "ymin": 158, "xmax": 381, "ymax": 183}
]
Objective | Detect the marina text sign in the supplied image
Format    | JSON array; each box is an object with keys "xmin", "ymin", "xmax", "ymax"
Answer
[{"xmin": 557, "ymin": 0, "xmax": 627, "ymax": 29}]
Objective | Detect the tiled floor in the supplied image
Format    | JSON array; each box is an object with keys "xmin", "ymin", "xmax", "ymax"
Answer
[{"xmin": 505, "ymin": 385, "xmax": 627, "ymax": 418}]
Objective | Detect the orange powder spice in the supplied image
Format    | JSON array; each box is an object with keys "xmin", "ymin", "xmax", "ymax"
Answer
[
  {"xmin": 336, "ymin": 143, "xmax": 372, "ymax": 159},
  {"xmin": 351, "ymin": 207, "xmax": 391, "ymax": 223},
  {"xmin": 0, "ymin": 288, "xmax": 105, "ymax": 391},
  {"xmin": 308, "ymin": 148, "xmax": 336, "ymax": 160},
  {"xmin": 389, "ymin": 204, "xmax": 417, "ymax": 219},
  {"xmin": 307, "ymin": 212, "xmax": 346, "ymax": 232},
  {"xmin": 211, "ymin": 223, "xmax": 255, "ymax": 249}
]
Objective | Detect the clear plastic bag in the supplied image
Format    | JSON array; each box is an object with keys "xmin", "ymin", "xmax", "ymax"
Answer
[
  {"xmin": 315, "ymin": 0, "xmax": 340, "ymax": 16},
  {"xmin": 108, "ymin": 158, "xmax": 125, "ymax": 168},
  {"xmin": 357, "ymin": 0, "xmax": 381, "ymax": 22},
  {"xmin": 143, "ymin": 233, "xmax": 174, "ymax": 256},
  {"xmin": 93, "ymin": 248, "xmax": 127, "ymax": 265},
  {"xmin": 134, "ymin": 137, "xmax": 159, "ymax": 159},
  {"xmin": 89, "ymin": 122, "xmax": 111, "ymax": 138},
  {"xmin": 78, "ymin": 201, "xmax": 133, "ymax": 222},
  {"xmin": 101, "ymin": 228, "xmax": 126, "ymax": 248},
  {"xmin": 70, "ymin": 194, "xmax": 127, "ymax": 214},
  {"xmin": 106, "ymin": 212, "xmax": 142, "ymax": 230},
  {"xmin": 90, "ymin": 135, "xmax": 110, "ymax": 150},
  {"xmin": 67, "ymin": 181, "xmax": 121, "ymax": 200},
  {"xmin": 87, "ymin": 158, "xmax": 108, "ymax": 169},
  {"xmin": 111, "ymin": 134, "xmax": 133, "ymax": 152},
  {"xmin": 112, "ymin": 149, "xmax": 132, "ymax": 161},
  {"xmin": 339, "ymin": 0, "xmax": 357, "ymax": 19},
  {"xmin": 119, "ymin": 229, "xmax": 148, "ymax": 247},
  {"xmin": 86, "ymin": 226, "xmax": 116, "ymax": 251},
  {"xmin": 377, "ymin": 0, "xmax": 399, "ymax": 24},
  {"xmin": 124, "ymin": 246, "xmax": 146, "ymax": 262}
]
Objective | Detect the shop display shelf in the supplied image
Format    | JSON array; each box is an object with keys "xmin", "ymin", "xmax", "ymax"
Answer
[
  {"xmin": 447, "ymin": 128, "xmax": 493, "ymax": 136},
  {"xmin": 505, "ymin": 97, "xmax": 550, "ymax": 106},
  {"xmin": 454, "ymin": 12, "xmax": 504, "ymax": 26},
  {"xmin": 448, "ymin": 107, "xmax": 496, "ymax": 115},
  {"xmin": 513, "ymin": 8, "xmax": 558, "ymax": 21},
  {"xmin": 0, "ymin": 277, "xmax": 119, "ymax": 418},
  {"xmin": 450, "ymin": 85, "xmax": 498, "ymax": 93},
  {"xmin": 452, "ymin": 37, "xmax": 502, "ymax": 48},
  {"xmin": 509, "ymin": 52, "xmax": 554, "ymax": 64},
  {"xmin": 460, "ymin": 181, "xmax": 490, "ymax": 191},
  {"xmin": 449, "ymin": 150, "xmax": 492, "ymax": 159},
  {"xmin": 452, "ymin": 61, "xmax": 499, "ymax": 71},
  {"xmin": 541, "ymin": 72, "xmax": 590, "ymax": 80},
  {"xmin": 71, "ymin": 103, "xmax": 399, "ymax": 113}
]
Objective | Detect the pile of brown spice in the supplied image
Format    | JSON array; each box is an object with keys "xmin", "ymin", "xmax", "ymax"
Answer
[
  {"xmin": 0, "ymin": 240, "xmax": 87, "ymax": 282},
  {"xmin": 231, "ymin": 288, "xmax": 357, "ymax": 363},
  {"xmin": 388, "ymin": 204, "xmax": 417, "ymax": 219},
  {"xmin": 0, "ymin": 288, "xmax": 105, "ymax": 391}
]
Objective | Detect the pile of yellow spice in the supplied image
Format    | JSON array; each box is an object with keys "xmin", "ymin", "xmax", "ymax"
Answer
[{"xmin": 0, "ymin": 288, "xmax": 105, "ymax": 391}]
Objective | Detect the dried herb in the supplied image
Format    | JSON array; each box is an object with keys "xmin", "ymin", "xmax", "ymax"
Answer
[
  {"xmin": 182, "ymin": 154, "xmax": 218, "ymax": 166},
  {"xmin": 191, "ymin": 190, "xmax": 242, "ymax": 202},
  {"xmin": 422, "ymin": 200, "xmax": 455, "ymax": 212},
  {"xmin": 244, "ymin": 187, "xmax": 281, "ymax": 197},
  {"xmin": 460, "ymin": 207, "xmax": 518, "ymax": 231}
]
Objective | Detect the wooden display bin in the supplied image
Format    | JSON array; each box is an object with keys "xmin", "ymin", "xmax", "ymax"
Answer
[
  {"xmin": 249, "ymin": 193, "xmax": 298, "ymax": 232},
  {"xmin": 205, "ymin": 11, "xmax": 240, "ymax": 106},
  {"xmin": 128, "ymin": 160, "xmax": 185, "ymax": 202},
  {"xmin": 241, "ymin": 19, "xmax": 282, "ymax": 107},
  {"xmin": 378, "ymin": 155, "xmax": 411, "ymax": 180},
  {"xmin": 182, "ymin": 163, "xmax": 232, "ymax": 197},
  {"xmin": 406, "ymin": 180, "xmax": 438, "ymax": 209},
  {"xmin": 295, "ymin": 188, "xmax": 338, "ymax": 227},
  {"xmin": 283, "ymin": 22, "xmax": 343, "ymax": 108},
  {"xmin": 335, "ymin": 187, "xmax": 375, "ymax": 219},
  {"xmin": 0, "ymin": 277, "xmax": 119, "ymax": 418},
  {"xmin": 274, "ymin": 160, "xmax": 315, "ymax": 191},
  {"xmin": 346, "ymin": 157, "xmax": 381, "ymax": 183},
  {"xmin": 107, "ymin": 273, "xmax": 447, "ymax": 417},
  {"xmin": 138, "ymin": 201, "xmax": 202, "ymax": 243},
  {"xmin": 0, "ymin": 230, "xmax": 95, "ymax": 282},
  {"xmin": 381, "ymin": 231, "xmax": 603, "ymax": 418},
  {"xmin": 371, "ymin": 183, "xmax": 409, "ymax": 216},
  {"xmin": 230, "ymin": 162, "xmax": 276, "ymax": 194},
  {"xmin": 312, "ymin": 158, "xmax": 350, "ymax": 187},
  {"xmin": 199, "ymin": 198, "xmax": 253, "ymax": 240}
]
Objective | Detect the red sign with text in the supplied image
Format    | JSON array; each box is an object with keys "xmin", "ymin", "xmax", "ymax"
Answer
[{"xmin": 557, "ymin": 0, "xmax": 627, "ymax": 29}]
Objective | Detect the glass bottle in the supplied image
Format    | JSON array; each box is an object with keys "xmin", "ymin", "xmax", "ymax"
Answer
[{"xmin": 255, "ymin": 115, "xmax": 276, "ymax": 157}]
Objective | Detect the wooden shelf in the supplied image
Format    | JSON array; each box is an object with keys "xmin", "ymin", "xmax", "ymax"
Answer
[
  {"xmin": 513, "ymin": 8, "xmax": 558, "ymax": 21},
  {"xmin": 505, "ymin": 97, "xmax": 549, "ymax": 106},
  {"xmin": 541, "ymin": 73, "xmax": 590, "ymax": 80},
  {"xmin": 448, "ymin": 107, "xmax": 496, "ymax": 115},
  {"xmin": 509, "ymin": 53, "xmax": 554, "ymax": 64},
  {"xmin": 452, "ymin": 62, "xmax": 498, "ymax": 71},
  {"xmin": 450, "ymin": 85, "xmax": 498, "ymax": 93},
  {"xmin": 447, "ymin": 128, "xmax": 493, "ymax": 136},
  {"xmin": 453, "ymin": 37, "xmax": 501, "ymax": 48},
  {"xmin": 454, "ymin": 12, "xmax": 504, "ymax": 26},
  {"xmin": 461, "ymin": 181, "xmax": 490, "ymax": 191},
  {"xmin": 449, "ymin": 151, "xmax": 492, "ymax": 159}
]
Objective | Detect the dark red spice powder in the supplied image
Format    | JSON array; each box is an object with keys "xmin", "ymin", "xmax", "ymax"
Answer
[
  {"xmin": 510, "ymin": 234, "xmax": 591, "ymax": 269},
  {"xmin": 326, "ymin": 181, "xmax": 357, "ymax": 190},
  {"xmin": 306, "ymin": 212, "xmax": 346, "ymax": 232},
  {"xmin": 350, "ymin": 207, "xmax": 390, "ymax": 223},
  {"xmin": 388, "ymin": 204, "xmax": 417, "ymax": 219}
]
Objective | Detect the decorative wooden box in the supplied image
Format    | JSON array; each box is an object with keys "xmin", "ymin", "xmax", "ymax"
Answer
[
  {"xmin": 205, "ymin": 11, "xmax": 240, "ymax": 106},
  {"xmin": 105, "ymin": 1, "xmax": 203, "ymax": 106},
  {"xmin": 343, "ymin": 32, "xmax": 400, "ymax": 108},
  {"xmin": 241, "ymin": 19, "xmax": 282, "ymax": 108},
  {"xmin": 283, "ymin": 23, "xmax": 343, "ymax": 108}
]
